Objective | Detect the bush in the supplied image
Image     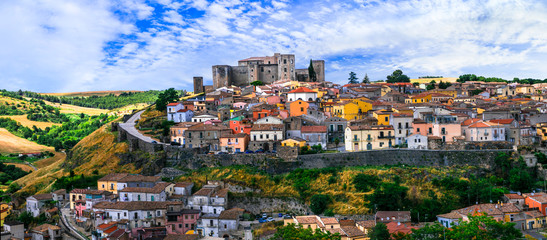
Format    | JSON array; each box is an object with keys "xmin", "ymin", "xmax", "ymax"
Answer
[
  {"xmin": 353, "ymin": 173, "xmax": 381, "ymax": 192},
  {"xmin": 310, "ymin": 194, "xmax": 331, "ymax": 214}
]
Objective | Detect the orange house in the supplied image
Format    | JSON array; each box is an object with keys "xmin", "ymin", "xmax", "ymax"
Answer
[
  {"xmin": 289, "ymin": 100, "xmax": 309, "ymax": 117},
  {"xmin": 525, "ymin": 193, "xmax": 547, "ymax": 215},
  {"xmin": 228, "ymin": 117, "xmax": 252, "ymax": 135},
  {"xmin": 220, "ymin": 133, "xmax": 249, "ymax": 153},
  {"xmin": 253, "ymin": 109, "xmax": 277, "ymax": 120}
]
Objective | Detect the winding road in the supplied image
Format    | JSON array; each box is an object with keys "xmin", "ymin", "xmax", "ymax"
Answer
[{"xmin": 118, "ymin": 110, "xmax": 163, "ymax": 144}]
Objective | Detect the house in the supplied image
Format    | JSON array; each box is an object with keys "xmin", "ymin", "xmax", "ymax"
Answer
[
  {"xmin": 191, "ymin": 115, "xmax": 218, "ymax": 123},
  {"xmin": 2, "ymin": 221, "xmax": 24, "ymax": 240},
  {"xmin": 198, "ymin": 214, "xmax": 220, "ymax": 237},
  {"xmin": 301, "ymin": 126, "xmax": 327, "ymax": 149},
  {"xmin": 51, "ymin": 189, "xmax": 67, "ymax": 207},
  {"xmin": 166, "ymin": 208, "xmax": 201, "ymax": 235},
  {"xmin": 173, "ymin": 182, "xmax": 194, "ymax": 197},
  {"xmin": 118, "ymin": 175, "xmax": 162, "ymax": 188},
  {"xmin": 187, "ymin": 185, "xmax": 228, "ymax": 215},
  {"xmin": 407, "ymin": 134, "xmax": 428, "ymax": 149},
  {"xmin": 119, "ymin": 182, "xmax": 174, "ymax": 202},
  {"xmin": 254, "ymin": 116, "xmax": 283, "ymax": 125},
  {"xmin": 31, "ymin": 224, "xmax": 62, "ymax": 240},
  {"xmin": 288, "ymin": 100, "xmax": 309, "ymax": 117},
  {"xmin": 170, "ymin": 122, "xmax": 201, "ymax": 145},
  {"xmin": 332, "ymin": 100, "xmax": 372, "ymax": 121},
  {"xmin": 373, "ymin": 110, "xmax": 394, "ymax": 126},
  {"xmin": 98, "ymin": 173, "xmax": 130, "ymax": 194},
  {"xmin": 26, "ymin": 194, "xmax": 53, "ymax": 217},
  {"xmin": 390, "ymin": 113, "xmax": 414, "ymax": 145},
  {"xmin": 183, "ymin": 123, "xmax": 231, "ymax": 151},
  {"xmin": 503, "ymin": 193, "xmax": 525, "ymax": 207},
  {"xmin": 437, "ymin": 203, "xmax": 521, "ymax": 228},
  {"xmin": 168, "ymin": 108, "xmax": 194, "ymax": 123},
  {"xmin": 375, "ymin": 211, "xmax": 411, "ymax": 223},
  {"xmin": 69, "ymin": 189, "xmax": 114, "ymax": 219},
  {"xmin": 385, "ymin": 222, "xmax": 418, "ymax": 236},
  {"xmin": 281, "ymin": 138, "xmax": 306, "ymax": 148},
  {"xmin": 1, "ymin": 203, "xmax": 12, "ymax": 231},
  {"xmin": 219, "ymin": 133, "xmax": 249, "ymax": 153},
  {"xmin": 345, "ymin": 125, "xmax": 395, "ymax": 151},
  {"xmin": 413, "ymin": 119, "xmax": 461, "ymax": 143},
  {"xmin": 227, "ymin": 116, "xmax": 252, "ymax": 135},
  {"xmin": 249, "ymin": 124, "xmax": 284, "ymax": 151},
  {"xmin": 217, "ymin": 208, "xmax": 245, "ymax": 239},
  {"xmin": 286, "ymin": 87, "xmax": 317, "ymax": 102},
  {"xmin": 525, "ymin": 193, "xmax": 547, "ymax": 215},
  {"xmin": 325, "ymin": 117, "xmax": 347, "ymax": 144},
  {"xmin": 462, "ymin": 120, "xmax": 506, "ymax": 142}
]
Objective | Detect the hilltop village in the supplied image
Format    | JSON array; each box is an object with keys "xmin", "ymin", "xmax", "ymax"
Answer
[{"xmin": 4, "ymin": 53, "xmax": 547, "ymax": 240}]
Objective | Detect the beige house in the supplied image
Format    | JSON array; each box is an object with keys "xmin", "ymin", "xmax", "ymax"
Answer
[{"xmin": 345, "ymin": 125, "xmax": 395, "ymax": 151}]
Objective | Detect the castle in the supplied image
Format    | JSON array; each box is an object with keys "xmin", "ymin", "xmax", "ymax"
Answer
[{"xmin": 212, "ymin": 53, "xmax": 325, "ymax": 89}]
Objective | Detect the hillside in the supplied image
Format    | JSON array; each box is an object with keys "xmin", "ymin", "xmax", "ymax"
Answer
[
  {"xmin": 41, "ymin": 100, "xmax": 109, "ymax": 115},
  {"xmin": 0, "ymin": 128, "xmax": 53, "ymax": 154},
  {"xmin": 14, "ymin": 124, "xmax": 138, "ymax": 195},
  {"xmin": 5, "ymin": 115, "xmax": 60, "ymax": 129},
  {"xmin": 41, "ymin": 90, "xmax": 143, "ymax": 97}
]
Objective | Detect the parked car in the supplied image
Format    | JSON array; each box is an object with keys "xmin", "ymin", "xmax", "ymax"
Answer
[
  {"xmin": 283, "ymin": 214, "xmax": 292, "ymax": 219},
  {"xmin": 245, "ymin": 150, "xmax": 254, "ymax": 154},
  {"xmin": 271, "ymin": 150, "xmax": 277, "ymax": 153},
  {"xmin": 151, "ymin": 140, "xmax": 157, "ymax": 144},
  {"xmin": 266, "ymin": 217, "xmax": 275, "ymax": 222},
  {"xmin": 262, "ymin": 213, "xmax": 268, "ymax": 218},
  {"xmin": 278, "ymin": 213, "xmax": 283, "ymax": 217},
  {"xmin": 255, "ymin": 149, "xmax": 265, "ymax": 153},
  {"xmin": 216, "ymin": 151, "xmax": 228, "ymax": 155},
  {"xmin": 258, "ymin": 218, "xmax": 267, "ymax": 223},
  {"xmin": 170, "ymin": 141, "xmax": 180, "ymax": 146}
]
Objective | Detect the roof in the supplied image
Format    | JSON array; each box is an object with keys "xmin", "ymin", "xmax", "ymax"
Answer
[
  {"xmin": 385, "ymin": 222, "xmax": 418, "ymax": 235},
  {"xmin": 348, "ymin": 125, "xmax": 394, "ymax": 131},
  {"xmin": 193, "ymin": 188, "xmax": 214, "ymax": 196},
  {"xmin": 528, "ymin": 195, "xmax": 547, "ymax": 204},
  {"xmin": 504, "ymin": 193, "xmax": 525, "ymax": 199},
  {"xmin": 218, "ymin": 208, "xmax": 245, "ymax": 220},
  {"xmin": 167, "ymin": 103, "xmax": 181, "ymax": 106},
  {"xmin": 163, "ymin": 234, "xmax": 200, "ymax": 240},
  {"xmin": 340, "ymin": 225, "xmax": 365, "ymax": 237},
  {"xmin": 70, "ymin": 189, "xmax": 112, "ymax": 195},
  {"xmin": 301, "ymin": 125, "xmax": 327, "ymax": 133},
  {"xmin": 32, "ymin": 224, "xmax": 61, "ymax": 233},
  {"xmin": 468, "ymin": 121, "xmax": 501, "ymax": 128},
  {"xmin": 29, "ymin": 193, "xmax": 53, "ymax": 201},
  {"xmin": 118, "ymin": 175, "xmax": 161, "ymax": 183},
  {"xmin": 94, "ymin": 201, "xmax": 182, "ymax": 211},
  {"xmin": 99, "ymin": 173, "xmax": 129, "ymax": 182},
  {"xmin": 356, "ymin": 220, "xmax": 376, "ymax": 228},
  {"xmin": 488, "ymin": 119, "xmax": 515, "ymax": 124},
  {"xmin": 288, "ymin": 87, "xmax": 316, "ymax": 94},
  {"xmin": 320, "ymin": 217, "xmax": 339, "ymax": 225},
  {"xmin": 174, "ymin": 182, "xmax": 193, "ymax": 188},
  {"xmin": 108, "ymin": 229, "xmax": 127, "ymax": 239},
  {"xmin": 250, "ymin": 124, "xmax": 283, "ymax": 131},
  {"xmin": 437, "ymin": 211, "xmax": 463, "ymax": 219}
]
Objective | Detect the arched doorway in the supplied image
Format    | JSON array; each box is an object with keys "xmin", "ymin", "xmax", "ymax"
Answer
[{"xmin": 263, "ymin": 143, "xmax": 270, "ymax": 151}]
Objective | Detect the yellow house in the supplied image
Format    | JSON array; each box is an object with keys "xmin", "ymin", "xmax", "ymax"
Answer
[
  {"xmin": 516, "ymin": 84, "xmax": 535, "ymax": 95},
  {"xmin": 313, "ymin": 88, "xmax": 328, "ymax": 99},
  {"xmin": 431, "ymin": 89, "xmax": 457, "ymax": 98},
  {"xmin": 373, "ymin": 110, "xmax": 394, "ymax": 126},
  {"xmin": 1, "ymin": 203, "xmax": 12, "ymax": 228},
  {"xmin": 523, "ymin": 211, "xmax": 547, "ymax": 230},
  {"xmin": 97, "ymin": 173, "xmax": 129, "ymax": 194},
  {"xmin": 345, "ymin": 125, "xmax": 395, "ymax": 151},
  {"xmin": 393, "ymin": 108, "xmax": 414, "ymax": 116},
  {"xmin": 405, "ymin": 93, "xmax": 432, "ymax": 104},
  {"xmin": 333, "ymin": 100, "xmax": 373, "ymax": 121},
  {"xmin": 281, "ymin": 138, "xmax": 307, "ymax": 148},
  {"xmin": 537, "ymin": 123, "xmax": 547, "ymax": 142}
]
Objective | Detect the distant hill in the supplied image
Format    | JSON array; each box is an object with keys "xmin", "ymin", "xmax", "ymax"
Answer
[
  {"xmin": 0, "ymin": 128, "xmax": 53, "ymax": 154},
  {"xmin": 40, "ymin": 90, "xmax": 144, "ymax": 97}
]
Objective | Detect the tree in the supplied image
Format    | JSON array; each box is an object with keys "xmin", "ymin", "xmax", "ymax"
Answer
[
  {"xmin": 409, "ymin": 223, "xmax": 445, "ymax": 240},
  {"xmin": 535, "ymin": 152, "xmax": 547, "ymax": 165},
  {"xmin": 369, "ymin": 222, "xmax": 391, "ymax": 240},
  {"xmin": 367, "ymin": 181, "xmax": 409, "ymax": 211},
  {"xmin": 362, "ymin": 73, "xmax": 370, "ymax": 84},
  {"xmin": 334, "ymin": 138, "xmax": 340, "ymax": 148},
  {"xmin": 272, "ymin": 223, "xmax": 341, "ymax": 240},
  {"xmin": 438, "ymin": 81, "xmax": 452, "ymax": 89},
  {"xmin": 426, "ymin": 80, "xmax": 436, "ymax": 91},
  {"xmin": 447, "ymin": 215, "xmax": 521, "ymax": 240},
  {"xmin": 348, "ymin": 72, "xmax": 359, "ymax": 84},
  {"xmin": 353, "ymin": 173, "xmax": 381, "ymax": 192},
  {"xmin": 310, "ymin": 194, "xmax": 331, "ymax": 214},
  {"xmin": 308, "ymin": 60, "xmax": 317, "ymax": 82},
  {"xmin": 509, "ymin": 160, "xmax": 534, "ymax": 192},
  {"xmin": 386, "ymin": 69, "xmax": 410, "ymax": 83},
  {"xmin": 155, "ymin": 88, "xmax": 179, "ymax": 111}
]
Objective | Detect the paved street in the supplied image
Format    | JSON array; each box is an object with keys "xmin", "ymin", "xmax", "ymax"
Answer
[{"xmin": 118, "ymin": 110, "xmax": 162, "ymax": 144}]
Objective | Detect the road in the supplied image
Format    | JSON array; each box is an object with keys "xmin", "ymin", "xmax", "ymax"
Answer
[
  {"xmin": 118, "ymin": 110, "xmax": 163, "ymax": 144},
  {"xmin": 59, "ymin": 208, "xmax": 88, "ymax": 240}
]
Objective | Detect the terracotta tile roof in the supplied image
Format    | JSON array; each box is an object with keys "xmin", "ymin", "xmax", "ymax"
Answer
[
  {"xmin": 288, "ymin": 87, "xmax": 316, "ymax": 94},
  {"xmin": 356, "ymin": 220, "xmax": 376, "ymax": 228},
  {"xmin": 488, "ymin": 119, "xmax": 515, "ymax": 124},
  {"xmin": 325, "ymin": 227, "xmax": 346, "ymax": 236},
  {"xmin": 340, "ymin": 225, "xmax": 365, "ymax": 237},
  {"xmin": 218, "ymin": 208, "xmax": 245, "ymax": 220},
  {"xmin": 461, "ymin": 118, "xmax": 481, "ymax": 126},
  {"xmin": 528, "ymin": 195, "xmax": 547, "ymax": 204},
  {"xmin": 524, "ymin": 210, "xmax": 545, "ymax": 218},
  {"xmin": 339, "ymin": 219, "xmax": 356, "ymax": 226},
  {"xmin": 167, "ymin": 103, "xmax": 181, "ymax": 106},
  {"xmin": 468, "ymin": 121, "xmax": 501, "ymax": 128},
  {"xmin": 97, "ymin": 223, "xmax": 116, "ymax": 231},
  {"xmin": 163, "ymin": 234, "xmax": 199, "ymax": 240},
  {"xmin": 32, "ymin": 224, "xmax": 61, "ymax": 233},
  {"xmin": 108, "ymin": 229, "xmax": 127, "ymax": 239},
  {"xmin": 174, "ymin": 182, "xmax": 193, "ymax": 188},
  {"xmin": 213, "ymin": 188, "xmax": 229, "ymax": 198},
  {"xmin": 385, "ymin": 222, "xmax": 418, "ymax": 235},
  {"xmin": 99, "ymin": 173, "xmax": 130, "ymax": 182},
  {"xmin": 186, "ymin": 123, "xmax": 230, "ymax": 131},
  {"xmin": 104, "ymin": 226, "xmax": 118, "ymax": 234},
  {"xmin": 499, "ymin": 203, "xmax": 520, "ymax": 213},
  {"xmin": 301, "ymin": 125, "xmax": 327, "ymax": 133},
  {"xmin": 30, "ymin": 193, "xmax": 53, "ymax": 201},
  {"xmin": 193, "ymin": 187, "xmax": 215, "ymax": 196},
  {"xmin": 250, "ymin": 124, "xmax": 284, "ymax": 131},
  {"xmin": 437, "ymin": 211, "xmax": 462, "ymax": 219},
  {"xmin": 176, "ymin": 109, "xmax": 190, "ymax": 112},
  {"xmin": 119, "ymin": 175, "xmax": 161, "ymax": 183},
  {"xmin": 70, "ymin": 189, "xmax": 112, "ymax": 195},
  {"xmin": 320, "ymin": 217, "xmax": 339, "ymax": 225},
  {"xmin": 295, "ymin": 216, "xmax": 320, "ymax": 224},
  {"xmin": 504, "ymin": 193, "xmax": 525, "ymax": 199}
]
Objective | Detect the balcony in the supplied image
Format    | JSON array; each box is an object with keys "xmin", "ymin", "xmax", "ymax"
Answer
[
  {"xmin": 367, "ymin": 137, "xmax": 372, "ymax": 141},
  {"xmin": 378, "ymin": 135, "xmax": 395, "ymax": 139},
  {"xmin": 441, "ymin": 132, "xmax": 447, "ymax": 135},
  {"xmin": 484, "ymin": 133, "xmax": 489, "ymax": 136},
  {"xmin": 352, "ymin": 138, "xmax": 360, "ymax": 142}
]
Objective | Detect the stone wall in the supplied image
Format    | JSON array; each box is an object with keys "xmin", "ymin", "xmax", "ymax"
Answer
[{"xmin": 228, "ymin": 196, "xmax": 310, "ymax": 215}]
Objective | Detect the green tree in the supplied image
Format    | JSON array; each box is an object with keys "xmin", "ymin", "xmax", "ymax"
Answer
[
  {"xmin": 471, "ymin": 89, "xmax": 483, "ymax": 96},
  {"xmin": 535, "ymin": 152, "xmax": 547, "ymax": 165},
  {"xmin": 353, "ymin": 173, "xmax": 380, "ymax": 192},
  {"xmin": 387, "ymin": 69, "xmax": 410, "ymax": 83},
  {"xmin": 426, "ymin": 80, "xmax": 436, "ymax": 91},
  {"xmin": 272, "ymin": 223, "xmax": 341, "ymax": 240},
  {"xmin": 310, "ymin": 194, "xmax": 331, "ymax": 214},
  {"xmin": 409, "ymin": 223, "xmax": 445, "ymax": 240},
  {"xmin": 438, "ymin": 81, "xmax": 451, "ymax": 89},
  {"xmin": 251, "ymin": 80, "xmax": 264, "ymax": 86},
  {"xmin": 348, "ymin": 72, "xmax": 359, "ymax": 84},
  {"xmin": 369, "ymin": 222, "xmax": 391, "ymax": 240},
  {"xmin": 334, "ymin": 138, "xmax": 340, "ymax": 148},
  {"xmin": 308, "ymin": 60, "xmax": 317, "ymax": 82},
  {"xmin": 509, "ymin": 160, "xmax": 534, "ymax": 192},
  {"xmin": 447, "ymin": 215, "xmax": 521, "ymax": 240},
  {"xmin": 362, "ymin": 73, "xmax": 370, "ymax": 84},
  {"xmin": 367, "ymin": 180, "xmax": 409, "ymax": 211},
  {"xmin": 155, "ymin": 88, "xmax": 179, "ymax": 111}
]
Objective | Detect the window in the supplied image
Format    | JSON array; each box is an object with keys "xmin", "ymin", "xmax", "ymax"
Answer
[
  {"xmin": 398, "ymin": 123, "xmax": 401, "ymax": 128},
  {"xmin": 191, "ymin": 215, "xmax": 194, "ymax": 219},
  {"xmin": 260, "ymin": 134, "xmax": 263, "ymax": 139},
  {"xmin": 417, "ymin": 128, "xmax": 420, "ymax": 133},
  {"xmin": 428, "ymin": 128, "xmax": 432, "ymax": 134},
  {"xmin": 385, "ymin": 117, "xmax": 388, "ymax": 122},
  {"xmin": 284, "ymin": 59, "xmax": 287, "ymax": 64},
  {"xmin": 284, "ymin": 68, "xmax": 287, "ymax": 72},
  {"xmin": 300, "ymin": 107, "xmax": 304, "ymax": 111}
]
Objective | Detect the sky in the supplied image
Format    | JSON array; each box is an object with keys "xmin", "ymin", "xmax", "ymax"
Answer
[{"xmin": 1, "ymin": 0, "xmax": 547, "ymax": 93}]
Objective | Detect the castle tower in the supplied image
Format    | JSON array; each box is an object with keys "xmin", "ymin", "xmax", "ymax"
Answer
[{"xmin": 193, "ymin": 76, "xmax": 203, "ymax": 94}]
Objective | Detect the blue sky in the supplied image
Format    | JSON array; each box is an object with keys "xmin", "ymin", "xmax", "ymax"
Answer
[{"xmin": 1, "ymin": 0, "xmax": 547, "ymax": 92}]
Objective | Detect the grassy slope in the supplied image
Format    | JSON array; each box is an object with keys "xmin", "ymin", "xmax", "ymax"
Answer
[
  {"xmin": 14, "ymin": 124, "xmax": 138, "ymax": 195},
  {"xmin": 0, "ymin": 128, "xmax": 54, "ymax": 154},
  {"xmin": 5, "ymin": 115, "xmax": 60, "ymax": 129},
  {"xmin": 41, "ymin": 100, "xmax": 109, "ymax": 116},
  {"xmin": 177, "ymin": 166, "xmax": 474, "ymax": 215},
  {"xmin": 40, "ymin": 90, "xmax": 143, "ymax": 97}
]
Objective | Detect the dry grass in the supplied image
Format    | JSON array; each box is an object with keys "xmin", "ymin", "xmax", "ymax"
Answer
[
  {"xmin": 0, "ymin": 96, "xmax": 35, "ymax": 111},
  {"xmin": 6, "ymin": 163, "xmax": 34, "ymax": 172},
  {"xmin": 41, "ymin": 100, "xmax": 109, "ymax": 115},
  {"xmin": 110, "ymin": 103, "xmax": 150, "ymax": 116},
  {"xmin": 5, "ymin": 115, "xmax": 60, "ymax": 129},
  {"xmin": 14, "ymin": 152, "xmax": 66, "ymax": 194},
  {"xmin": 40, "ymin": 90, "xmax": 143, "ymax": 97},
  {"xmin": 0, "ymin": 128, "xmax": 54, "ymax": 154}
]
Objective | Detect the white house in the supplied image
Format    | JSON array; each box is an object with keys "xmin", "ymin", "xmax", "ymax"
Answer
[
  {"xmin": 301, "ymin": 126, "xmax": 327, "ymax": 149},
  {"xmin": 198, "ymin": 214, "xmax": 220, "ymax": 237},
  {"xmin": 93, "ymin": 201, "xmax": 182, "ymax": 229},
  {"xmin": 168, "ymin": 109, "xmax": 194, "ymax": 123},
  {"xmin": 218, "ymin": 208, "xmax": 245, "ymax": 239},
  {"xmin": 286, "ymin": 87, "xmax": 318, "ymax": 102},
  {"xmin": 192, "ymin": 114, "xmax": 218, "ymax": 123},
  {"xmin": 463, "ymin": 121, "xmax": 505, "ymax": 142},
  {"xmin": 255, "ymin": 116, "xmax": 283, "ymax": 125},
  {"xmin": 118, "ymin": 182, "xmax": 173, "ymax": 202},
  {"xmin": 30, "ymin": 224, "xmax": 62, "ymax": 240},
  {"xmin": 250, "ymin": 124, "xmax": 284, "ymax": 142},
  {"xmin": 173, "ymin": 182, "xmax": 194, "ymax": 196},
  {"xmin": 188, "ymin": 185, "xmax": 228, "ymax": 215},
  {"xmin": 390, "ymin": 114, "xmax": 414, "ymax": 145},
  {"xmin": 407, "ymin": 134, "xmax": 428, "ymax": 149},
  {"xmin": 26, "ymin": 193, "xmax": 53, "ymax": 217}
]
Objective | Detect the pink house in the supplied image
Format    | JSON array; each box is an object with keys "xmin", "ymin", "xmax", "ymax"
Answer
[
  {"xmin": 413, "ymin": 119, "xmax": 461, "ymax": 142},
  {"xmin": 166, "ymin": 209, "xmax": 201, "ymax": 234},
  {"xmin": 267, "ymin": 96, "xmax": 281, "ymax": 105},
  {"xmin": 74, "ymin": 200, "xmax": 86, "ymax": 218},
  {"xmin": 220, "ymin": 133, "xmax": 249, "ymax": 153},
  {"xmin": 232, "ymin": 102, "xmax": 247, "ymax": 110}
]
